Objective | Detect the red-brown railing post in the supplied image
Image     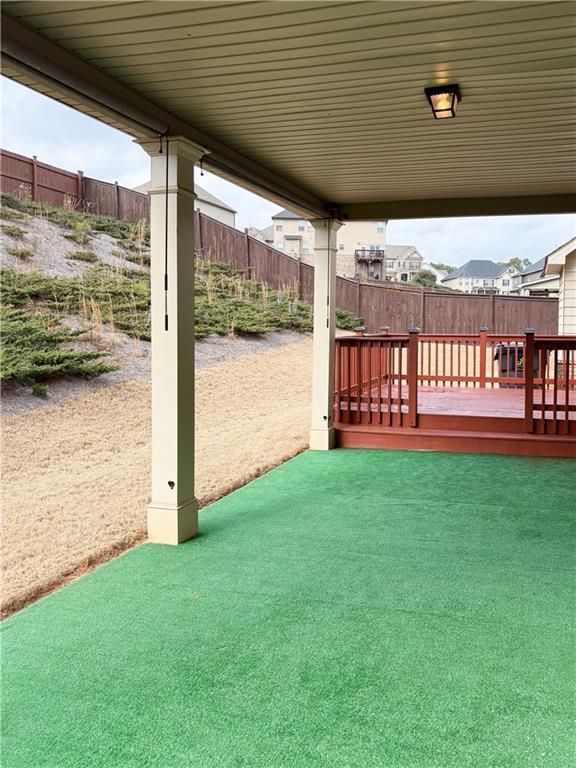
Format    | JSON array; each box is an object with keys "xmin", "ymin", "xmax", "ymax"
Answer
[
  {"xmin": 479, "ymin": 326, "xmax": 488, "ymax": 388},
  {"xmin": 379, "ymin": 327, "xmax": 389, "ymax": 383},
  {"xmin": 408, "ymin": 327, "xmax": 419, "ymax": 427},
  {"xmin": 524, "ymin": 328, "xmax": 535, "ymax": 433}
]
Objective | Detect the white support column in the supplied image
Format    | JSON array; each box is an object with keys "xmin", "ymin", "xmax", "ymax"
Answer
[
  {"xmin": 309, "ymin": 218, "xmax": 342, "ymax": 450},
  {"xmin": 137, "ymin": 136, "xmax": 207, "ymax": 544}
]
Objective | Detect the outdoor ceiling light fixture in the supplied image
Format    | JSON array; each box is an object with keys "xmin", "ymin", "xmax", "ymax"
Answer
[{"xmin": 424, "ymin": 84, "xmax": 462, "ymax": 119}]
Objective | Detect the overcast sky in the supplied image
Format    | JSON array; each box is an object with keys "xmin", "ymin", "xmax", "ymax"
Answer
[{"xmin": 2, "ymin": 77, "xmax": 574, "ymax": 267}]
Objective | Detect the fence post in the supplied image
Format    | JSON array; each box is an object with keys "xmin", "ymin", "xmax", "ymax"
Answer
[
  {"xmin": 196, "ymin": 212, "xmax": 203, "ymax": 257},
  {"xmin": 356, "ymin": 278, "xmax": 361, "ymax": 319},
  {"xmin": 245, "ymin": 232, "xmax": 252, "ymax": 278},
  {"xmin": 408, "ymin": 327, "xmax": 419, "ymax": 427},
  {"xmin": 479, "ymin": 326, "xmax": 488, "ymax": 388},
  {"xmin": 115, "ymin": 181, "xmax": 121, "ymax": 219},
  {"xmin": 298, "ymin": 257, "xmax": 303, "ymax": 300},
  {"xmin": 524, "ymin": 328, "xmax": 535, "ymax": 433},
  {"xmin": 31, "ymin": 155, "xmax": 38, "ymax": 201},
  {"xmin": 420, "ymin": 290, "xmax": 426, "ymax": 332},
  {"xmin": 491, "ymin": 293, "xmax": 496, "ymax": 331},
  {"xmin": 76, "ymin": 170, "xmax": 84, "ymax": 210}
]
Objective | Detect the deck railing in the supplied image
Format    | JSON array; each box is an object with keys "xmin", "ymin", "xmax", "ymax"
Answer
[
  {"xmin": 334, "ymin": 329, "xmax": 576, "ymax": 433},
  {"xmin": 334, "ymin": 331, "xmax": 418, "ymax": 427},
  {"xmin": 525, "ymin": 332, "xmax": 576, "ymax": 435}
]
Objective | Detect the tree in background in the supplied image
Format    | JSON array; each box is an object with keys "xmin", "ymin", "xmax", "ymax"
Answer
[
  {"xmin": 498, "ymin": 257, "xmax": 531, "ymax": 272},
  {"xmin": 430, "ymin": 262, "xmax": 455, "ymax": 274},
  {"xmin": 412, "ymin": 269, "xmax": 438, "ymax": 287}
]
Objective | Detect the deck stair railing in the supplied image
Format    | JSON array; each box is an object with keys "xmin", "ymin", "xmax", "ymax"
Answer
[{"xmin": 334, "ymin": 328, "xmax": 576, "ymax": 434}]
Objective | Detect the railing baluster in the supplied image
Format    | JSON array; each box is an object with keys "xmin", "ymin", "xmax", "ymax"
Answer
[
  {"xmin": 408, "ymin": 328, "xmax": 419, "ymax": 427},
  {"xmin": 524, "ymin": 329, "xmax": 535, "ymax": 433}
]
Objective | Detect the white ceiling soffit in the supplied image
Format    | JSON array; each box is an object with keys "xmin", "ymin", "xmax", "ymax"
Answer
[{"xmin": 2, "ymin": 0, "xmax": 575, "ymax": 220}]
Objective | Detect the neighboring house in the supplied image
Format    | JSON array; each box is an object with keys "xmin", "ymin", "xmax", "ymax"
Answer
[
  {"xmin": 420, "ymin": 262, "xmax": 448, "ymax": 283},
  {"xmin": 441, "ymin": 260, "xmax": 521, "ymax": 294},
  {"xmin": 543, "ymin": 237, "xmax": 576, "ymax": 334},
  {"xmin": 134, "ymin": 182, "xmax": 236, "ymax": 227},
  {"xmin": 515, "ymin": 257, "xmax": 559, "ymax": 296},
  {"xmin": 271, "ymin": 210, "xmax": 424, "ymax": 282},
  {"xmin": 271, "ymin": 209, "xmax": 387, "ymax": 278},
  {"xmin": 245, "ymin": 225, "xmax": 274, "ymax": 245},
  {"xmin": 380, "ymin": 245, "xmax": 424, "ymax": 283}
]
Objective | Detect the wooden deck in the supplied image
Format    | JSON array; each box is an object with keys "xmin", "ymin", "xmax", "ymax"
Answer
[{"xmin": 334, "ymin": 333, "xmax": 576, "ymax": 458}]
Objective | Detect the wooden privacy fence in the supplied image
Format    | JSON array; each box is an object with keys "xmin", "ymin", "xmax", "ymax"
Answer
[
  {"xmin": 334, "ymin": 331, "xmax": 576, "ymax": 435},
  {"xmin": 195, "ymin": 213, "xmax": 559, "ymax": 335},
  {"xmin": 0, "ymin": 149, "xmax": 559, "ymax": 334},
  {"xmin": 0, "ymin": 148, "xmax": 149, "ymax": 221}
]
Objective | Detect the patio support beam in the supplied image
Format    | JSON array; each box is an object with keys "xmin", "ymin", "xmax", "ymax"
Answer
[
  {"xmin": 309, "ymin": 219, "xmax": 342, "ymax": 450},
  {"xmin": 137, "ymin": 135, "xmax": 205, "ymax": 544},
  {"xmin": 342, "ymin": 194, "xmax": 576, "ymax": 220}
]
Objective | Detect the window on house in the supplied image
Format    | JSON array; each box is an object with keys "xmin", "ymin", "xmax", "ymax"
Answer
[
  {"xmin": 307, "ymin": 224, "xmax": 313, "ymax": 232},
  {"xmin": 377, "ymin": 222, "xmax": 385, "ymax": 233},
  {"xmin": 409, "ymin": 261, "xmax": 420, "ymax": 270},
  {"xmin": 339, "ymin": 244, "xmax": 345, "ymax": 251},
  {"xmin": 502, "ymin": 279, "xmax": 509, "ymax": 286},
  {"xmin": 386, "ymin": 260, "xmax": 395, "ymax": 269},
  {"xmin": 298, "ymin": 222, "xmax": 305, "ymax": 231},
  {"xmin": 302, "ymin": 244, "xmax": 309, "ymax": 254},
  {"xmin": 275, "ymin": 224, "xmax": 282, "ymax": 231}
]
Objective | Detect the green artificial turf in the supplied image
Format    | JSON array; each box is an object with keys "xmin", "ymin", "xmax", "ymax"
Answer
[{"xmin": 2, "ymin": 450, "xmax": 575, "ymax": 768}]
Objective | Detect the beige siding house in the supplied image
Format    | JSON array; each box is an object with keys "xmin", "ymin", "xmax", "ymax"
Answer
[
  {"xmin": 543, "ymin": 237, "xmax": 576, "ymax": 334},
  {"xmin": 271, "ymin": 210, "xmax": 423, "ymax": 281}
]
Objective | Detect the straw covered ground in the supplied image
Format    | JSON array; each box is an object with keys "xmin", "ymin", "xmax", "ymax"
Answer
[{"xmin": 1, "ymin": 337, "xmax": 312, "ymax": 615}]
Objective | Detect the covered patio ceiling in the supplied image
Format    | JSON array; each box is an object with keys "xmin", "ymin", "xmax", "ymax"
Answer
[{"xmin": 1, "ymin": 0, "xmax": 575, "ymax": 219}]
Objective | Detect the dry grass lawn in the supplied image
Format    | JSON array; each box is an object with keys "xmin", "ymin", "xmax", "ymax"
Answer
[{"xmin": 1, "ymin": 338, "xmax": 312, "ymax": 615}]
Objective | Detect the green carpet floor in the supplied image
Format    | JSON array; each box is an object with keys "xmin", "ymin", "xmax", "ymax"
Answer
[{"xmin": 2, "ymin": 450, "xmax": 575, "ymax": 767}]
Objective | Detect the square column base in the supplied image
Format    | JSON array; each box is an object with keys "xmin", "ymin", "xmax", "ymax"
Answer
[
  {"xmin": 147, "ymin": 498, "xmax": 198, "ymax": 544},
  {"xmin": 309, "ymin": 427, "xmax": 336, "ymax": 451}
]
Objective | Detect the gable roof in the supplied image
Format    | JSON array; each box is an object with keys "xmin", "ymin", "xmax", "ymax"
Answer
[
  {"xmin": 271, "ymin": 209, "xmax": 301, "ymax": 220},
  {"xmin": 544, "ymin": 236, "xmax": 576, "ymax": 275},
  {"xmin": 194, "ymin": 183, "xmax": 236, "ymax": 213},
  {"xmin": 441, "ymin": 260, "xmax": 503, "ymax": 282},
  {"xmin": 134, "ymin": 182, "xmax": 236, "ymax": 213},
  {"xmin": 385, "ymin": 245, "xmax": 421, "ymax": 260}
]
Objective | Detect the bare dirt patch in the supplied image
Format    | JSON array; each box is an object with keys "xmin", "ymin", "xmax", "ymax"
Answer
[{"xmin": 1, "ymin": 338, "xmax": 312, "ymax": 615}]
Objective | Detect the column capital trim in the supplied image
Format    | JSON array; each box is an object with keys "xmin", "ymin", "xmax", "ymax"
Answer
[
  {"xmin": 309, "ymin": 218, "xmax": 343, "ymax": 233},
  {"xmin": 148, "ymin": 185, "xmax": 196, "ymax": 200},
  {"xmin": 136, "ymin": 135, "xmax": 209, "ymax": 162}
]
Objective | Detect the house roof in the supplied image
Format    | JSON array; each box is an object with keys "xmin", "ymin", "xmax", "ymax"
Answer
[
  {"xmin": 194, "ymin": 183, "xmax": 236, "ymax": 213},
  {"xmin": 520, "ymin": 257, "xmax": 545, "ymax": 276},
  {"xmin": 134, "ymin": 181, "xmax": 236, "ymax": 213},
  {"xmin": 441, "ymin": 260, "xmax": 504, "ymax": 282},
  {"xmin": 385, "ymin": 245, "xmax": 421, "ymax": 260},
  {"xmin": 271, "ymin": 209, "xmax": 301, "ymax": 220},
  {"xmin": 544, "ymin": 236, "xmax": 576, "ymax": 275}
]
